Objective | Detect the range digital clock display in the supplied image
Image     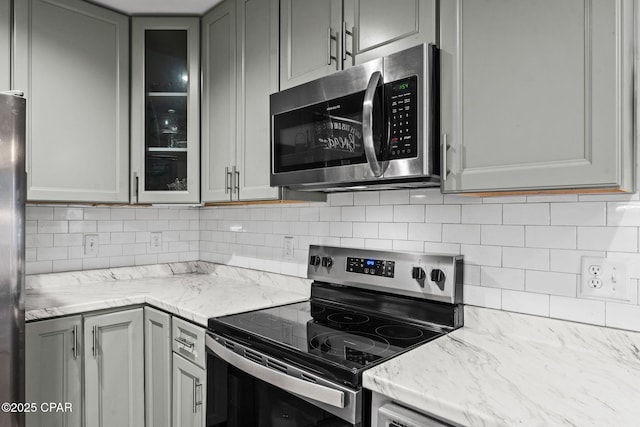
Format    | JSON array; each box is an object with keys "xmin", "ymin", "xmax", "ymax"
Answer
[{"xmin": 346, "ymin": 257, "xmax": 394, "ymax": 278}]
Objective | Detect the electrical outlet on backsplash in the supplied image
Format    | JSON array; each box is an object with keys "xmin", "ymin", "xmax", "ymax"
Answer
[{"xmin": 25, "ymin": 189, "xmax": 640, "ymax": 332}]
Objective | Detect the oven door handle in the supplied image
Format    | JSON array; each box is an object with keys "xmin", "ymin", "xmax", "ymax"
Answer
[
  {"xmin": 362, "ymin": 71, "xmax": 385, "ymax": 177},
  {"xmin": 206, "ymin": 334, "xmax": 345, "ymax": 409}
]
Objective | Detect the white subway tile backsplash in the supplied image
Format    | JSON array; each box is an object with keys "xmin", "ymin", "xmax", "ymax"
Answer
[
  {"xmin": 550, "ymin": 296, "xmax": 605, "ymax": 325},
  {"xmin": 525, "ymin": 270, "xmax": 577, "ymax": 297},
  {"xmin": 442, "ymin": 224, "xmax": 481, "ymax": 244},
  {"xmin": 461, "ymin": 204, "xmax": 502, "ymax": 224},
  {"xmin": 606, "ymin": 302, "xmax": 640, "ymax": 332},
  {"xmin": 503, "ymin": 203, "xmax": 550, "ymax": 225},
  {"xmin": 551, "ymin": 202, "xmax": 606, "ymax": 226},
  {"xmin": 463, "ymin": 285, "xmax": 502, "ymax": 309},
  {"xmin": 525, "ymin": 226, "xmax": 576, "ymax": 249},
  {"xmin": 480, "ymin": 266, "xmax": 525, "ymax": 290},
  {"xmin": 503, "ymin": 247, "xmax": 549, "ymax": 271},
  {"xmin": 25, "ymin": 185, "xmax": 640, "ymax": 333},
  {"xmin": 425, "ymin": 205, "xmax": 460, "ymax": 223},
  {"xmin": 393, "ymin": 205, "xmax": 425, "ymax": 223},
  {"xmin": 502, "ymin": 289, "xmax": 550, "ymax": 316},
  {"xmin": 378, "ymin": 223, "xmax": 408, "ymax": 240},
  {"xmin": 342, "ymin": 206, "xmax": 366, "ymax": 222},
  {"xmin": 481, "ymin": 225, "xmax": 524, "ymax": 247},
  {"xmin": 353, "ymin": 222, "xmax": 379, "ymax": 239},
  {"xmin": 366, "ymin": 205, "xmax": 394, "ymax": 222},
  {"xmin": 408, "ymin": 223, "xmax": 441, "ymax": 242},
  {"xmin": 607, "ymin": 202, "xmax": 640, "ymax": 226},
  {"xmin": 577, "ymin": 227, "xmax": 638, "ymax": 252},
  {"xmin": 549, "ymin": 249, "xmax": 605, "ymax": 274}
]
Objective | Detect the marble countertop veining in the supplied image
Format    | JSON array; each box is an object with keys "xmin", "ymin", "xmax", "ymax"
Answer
[
  {"xmin": 26, "ymin": 262, "xmax": 311, "ymax": 326},
  {"xmin": 363, "ymin": 306, "xmax": 640, "ymax": 427}
]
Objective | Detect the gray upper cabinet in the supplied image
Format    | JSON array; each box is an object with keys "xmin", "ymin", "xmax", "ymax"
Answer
[
  {"xmin": 343, "ymin": 0, "xmax": 437, "ymax": 66},
  {"xmin": 26, "ymin": 316, "xmax": 83, "ymax": 427},
  {"xmin": 84, "ymin": 308, "xmax": 144, "ymax": 427},
  {"xmin": 440, "ymin": 0, "xmax": 635, "ymax": 194},
  {"xmin": 131, "ymin": 17, "xmax": 200, "ymax": 204},
  {"xmin": 14, "ymin": 0, "xmax": 130, "ymax": 203},
  {"xmin": 0, "ymin": 0, "xmax": 9, "ymax": 91},
  {"xmin": 279, "ymin": 0, "xmax": 436, "ymax": 90},
  {"xmin": 202, "ymin": 0, "xmax": 280, "ymax": 202}
]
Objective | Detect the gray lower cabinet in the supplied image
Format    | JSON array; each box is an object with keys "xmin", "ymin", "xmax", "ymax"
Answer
[
  {"xmin": 440, "ymin": 0, "xmax": 635, "ymax": 194},
  {"xmin": 25, "ymin": 316, "xmax": 83, "ymax": 427},
  {"xmin": 0, "ymin": 0, "xmax": 9, "ymax": 91},
  {"xmin": 144, "ymin": 307, "xmax": 172, "ymax": 427},
  {"xmin": 172, "ymin": 353, "xmax": 207, "ymax": 427},
  {"xmin": 13, "ymin": 0, "xmax": 130, "ymax": 203},
  {"xmin": 84, "ymin": 308, "xmax": 144, "ymax": 427},
  {"xmin": 279, "ymin": 0, "xmax": 436, "ymax": 90}
]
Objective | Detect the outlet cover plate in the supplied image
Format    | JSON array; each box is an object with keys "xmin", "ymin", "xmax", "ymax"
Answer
[{"xmin": 580, "ymin": 256, "xmax": 630, "ymax": 302}]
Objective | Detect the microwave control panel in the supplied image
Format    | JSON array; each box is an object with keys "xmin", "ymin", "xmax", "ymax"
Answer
[{"xmin": 387, "ymin": 76, "xmax": 418, "ymax": 160}]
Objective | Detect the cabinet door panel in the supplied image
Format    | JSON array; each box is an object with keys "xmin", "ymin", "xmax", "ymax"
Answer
[
  {"xmin": 84, "ymin": 309, "xmax": 144, "ymax": 427},
  {"xmin": 441, "ymin": 0, "xmax": 634, "ymax": 193},
  {"xmin": 0, "ymin": 0, "xmax": 9, "ymax": 91},
  {"xmin": 202, "ymin": 0, "xmax": 237, "ymax": 202},
  {"xmin": 172, "ymin": 353, "xmax": 206, "ymax": 427},
  {"xmin": 14, "ymin": 0, "xmax": 129, "ymax": 203},
  {"xmin": 279, "ymin": 0, "xmax": 342, "ymax": 90},
  {"xmin": 26, "ymin": 316, "xmax": 82, "ymax": 427},
  {"xmin": 236, "ymin": 0, "xmax": 279, "ymax": 200},
  {"xmin": 145, "ymin": 307, "xmax": 171, "ymax": 427},
  {"xmin": 346, "ymin": 0, "xmax": 436, "ymax": 66}
]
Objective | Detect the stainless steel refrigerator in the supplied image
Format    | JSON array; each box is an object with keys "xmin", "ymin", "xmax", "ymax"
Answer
[{"xmin": 0, "ymin": 91, "xmax": 26, "ymax": 427}]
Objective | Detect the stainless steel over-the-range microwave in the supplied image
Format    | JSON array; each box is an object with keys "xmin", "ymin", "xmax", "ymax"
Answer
[{"xmin": 270, "ymin": 43, "xmax": 440, "ymax": 191}]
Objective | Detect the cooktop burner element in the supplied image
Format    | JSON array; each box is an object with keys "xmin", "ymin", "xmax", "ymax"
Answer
[{"xmin": 208, "ymin": 245, "xmax": 463, "ymax": 389}]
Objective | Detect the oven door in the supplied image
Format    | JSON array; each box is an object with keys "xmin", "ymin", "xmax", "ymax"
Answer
[{"xmin": 206, "ymin": 334, "xmax": 363, "ymax": 426}]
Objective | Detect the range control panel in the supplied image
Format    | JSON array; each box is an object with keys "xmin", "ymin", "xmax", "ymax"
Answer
[
  {"xmin": 347, "ymin": 257, "xmax": 395, "ymax": 278},
  {"xmin": 307, "ymin": 245, "xmax": 463, "ymax": 305},
  {"xmin": 386, "ymin": 75, "xmax": 418, "ymax": 160}
]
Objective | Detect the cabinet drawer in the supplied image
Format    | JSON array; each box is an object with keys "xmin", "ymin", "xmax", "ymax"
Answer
[{"xmin": 172, "ymin": 317, "xmax": 205, "ymax": 369}]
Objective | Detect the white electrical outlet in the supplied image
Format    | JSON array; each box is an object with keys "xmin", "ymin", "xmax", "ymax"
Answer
[
  {"xmin": 580, "ymin": 256, "xmax": 630, "ymax": 301},
  {"xmin": 283, "ymin": 236, "xmax": 294, "ymax": 260},
  {"xmin": 150, "ymin": 232, "xmax": 162, "ymax": 252},
  {"xmin": 84, "ymin": 234, "xmax": 99, "ymax": 256}
]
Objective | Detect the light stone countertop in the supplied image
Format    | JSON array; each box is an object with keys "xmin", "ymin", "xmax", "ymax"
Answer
[
  {"xmin": 364, "ymin": 305, "xmax": 640, "ymax": 427},
  {"xmin": 25, "ymin": 262, "xmax": 311, "ymax": 326}
]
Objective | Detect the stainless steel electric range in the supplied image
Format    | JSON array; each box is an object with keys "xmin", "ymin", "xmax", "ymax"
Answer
[{"xmin": 205, "ymin": 245, "xmax": 463, "ymax": 426}]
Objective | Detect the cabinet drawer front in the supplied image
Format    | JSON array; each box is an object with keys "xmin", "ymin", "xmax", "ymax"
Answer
[{"xmin": 172, "ymin": 317, "xmax": 206, "ymax": 369}]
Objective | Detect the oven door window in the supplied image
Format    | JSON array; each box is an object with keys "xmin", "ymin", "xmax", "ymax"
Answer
[
  {"xmin": 207, "ymin": 357, "xmax": 357, "ymax": 427},
  {"xmin": 272, "ymin": 89, "xmax": 383, "ymax": 174}
]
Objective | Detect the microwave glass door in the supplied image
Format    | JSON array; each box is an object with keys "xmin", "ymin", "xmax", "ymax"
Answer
[{"xmin": 272, "ymin": 88, "xmax": 382, "ymax": 174}]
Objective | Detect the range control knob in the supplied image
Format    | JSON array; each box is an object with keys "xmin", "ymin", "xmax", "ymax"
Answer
[
  {"xmin": 430, "ymin": 269, "xmax": 446, "ymax": 283},
  {"xmin": 411, "ymin": 266, "xmax": 426, "ymax": 281},
  {"xmin": 321, "ymin": 256, "xmax": 334, "ymax": 268},
  {"xmin": 309, "ymin": 255, "xmax": 321, "ymax": 266}
]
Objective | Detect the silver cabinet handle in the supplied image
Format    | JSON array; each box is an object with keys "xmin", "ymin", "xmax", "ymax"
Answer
[
  {"xmin": 224, "ymin": 166, "xmax": 231, "ymax": 195},
  {"xmin": 234, "ymin": 168, "xmax": 240, "ymax": 196},
  {"xmin": 327, "ymin": 27, "xmax": 338, "ymax": 67},
  {"xmin": 72, "ymin": 324, "xmax": 78, "ymax": 360},
  {"xmin": 206, "ymin": 335, "xmax": 345, "ymax": 409},
  {"xmin": 362, "ymin": 71, "xmax": 385, "ymax": 177},
  {"xmin": 175, "ymin": 336, "xmax": 195, "ymax": 351},
  {"xmin": 441, "ymin": 134, "xmax": 449, "ymax": 182},
  {"xmin": 193, "ymin": 380, "xmax": 202, "ymax": 413},
  {"xmin": 342, "ymin": 22, "xmax": 354, "ymax": 61},
  {"xmin": 92, "ymin": 325, "xmax": 97, "ymax": 358},
  {"xmin": 133, "ymin": 172, "xmax": 139, "ymax": 204}
]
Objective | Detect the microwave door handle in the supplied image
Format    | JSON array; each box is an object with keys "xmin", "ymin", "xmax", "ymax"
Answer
[
  {"xmin": 206, "ymin": 334, "xmax": 345, "ymax": 409},
  {"xmin": 362, "ymin": 71, "xmax": 384, "ymax": 177}
]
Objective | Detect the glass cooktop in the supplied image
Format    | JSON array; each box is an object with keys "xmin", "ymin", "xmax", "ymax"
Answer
[{"xmin": 208, "ymin": 299, "xmax": 444, "ymax": 388}]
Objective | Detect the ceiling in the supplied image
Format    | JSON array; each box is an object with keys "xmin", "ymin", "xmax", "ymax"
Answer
[{"xmin": 90, "ymin": 0, "xmax": 224, "ymax": 15}]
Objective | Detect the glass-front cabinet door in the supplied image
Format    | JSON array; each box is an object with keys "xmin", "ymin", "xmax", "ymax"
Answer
[{"xmin": 131, "ymin": 17, "xmax": 200, "ymax": 203}]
